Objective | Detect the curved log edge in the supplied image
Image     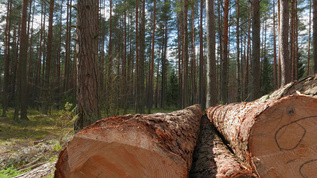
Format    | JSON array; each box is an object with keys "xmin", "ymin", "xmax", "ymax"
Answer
[
  {"xmin": 207, "ymin": 95, "xmax": 317, "ymax": 177},
  {"xmin": 55, "ymin": 104, "xmax": 202, "ymax": 178}
]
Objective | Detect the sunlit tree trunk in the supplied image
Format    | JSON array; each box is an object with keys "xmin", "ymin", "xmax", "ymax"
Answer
[
  {"xmin": 251, "ymin": 0, "xmax": 260, "ymax": 101},
  {"xmin": 279, "ymin": 0, "xmax": 291, "ymax": 86},
  {"xmin": 308, "ymin": 0, "xmax": 312, "ymax": 75},
  {"xmin": 313, "ymin": 0, "xmax": 317, "ymax": 73},
  {"xmin": 75, "ymin": 0, "xmax": 100, "ymax": 132},
  {"xmin": 273, "ymin": 0, "xmax": 277, "ymax": 89},
  {"xmin": 206, "ymin": 0, "xmax": 217, "ymax": 108}
]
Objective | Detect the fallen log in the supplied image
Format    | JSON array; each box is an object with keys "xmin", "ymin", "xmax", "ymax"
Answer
[
  {"xmin": 206, "ymin": 95, "xmax": 317, "ymax": 177},
  {"xmin": 259, "ymin": 74, "xmax": 317, "ymax": 101},
  {"xmin": 55, "ymin": 104, "xmax": 202, "ymax": 178},
  {"xmin": 189, "ymin": 115, "xmax": 256, "ymax": 178}
]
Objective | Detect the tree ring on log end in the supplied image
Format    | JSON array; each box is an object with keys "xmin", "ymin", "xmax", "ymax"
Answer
[{"xmin": 249, "ymin": 96, "xmax": 317, "ymax": 177}]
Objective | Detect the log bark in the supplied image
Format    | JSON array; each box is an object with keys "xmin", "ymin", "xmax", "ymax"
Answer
[
  {"xmin": 206, "ymin": 95, "xmax": 317, "ymax": 177},
  {"xmin": 189, "ymin": 115, "xmax": 255, "ymax": 178},
  {"xmin": 55, "ymin": 105, "xmax": 202, "ymax": 178},
  {"xmin": 258, "ymin": 74, "xmax": 317, "ymax": 101}
]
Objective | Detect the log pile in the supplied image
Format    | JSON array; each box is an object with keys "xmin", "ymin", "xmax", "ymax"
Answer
[
  {"xmin": 54, "ymin": 77, "xmax": 317, "ymax": 178},
  {"xmin": 206, "ymin": 95, "xmax": 317, "ymax": 177}
]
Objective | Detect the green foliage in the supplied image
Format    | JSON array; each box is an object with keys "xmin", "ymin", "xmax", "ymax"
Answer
[
  {"xmin": 52, "ymin": 142, "xmax": 62, "ymax": 151},
  {"xmin": 261, "ymin": 56, "xmax": 273, "ymax": 96},
  {"xmin": 167, "ymin": 70, "xmax": 178, "ymax": 107},
  {"xmin": 0, "ymin": 166, "xmax": 30, "ymax": 178},
  {"xmin": 57, "ymin": 102, "xmax": 78, "ymax": 145}
]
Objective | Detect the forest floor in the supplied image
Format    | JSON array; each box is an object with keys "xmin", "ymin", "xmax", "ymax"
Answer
[
  {"xmin": 0, "ymin": 107, "xmax": 177, "ymax": 177},
  {"xmin": 0, "ymin": 109, "xmax": 74, "ymax": 178}
]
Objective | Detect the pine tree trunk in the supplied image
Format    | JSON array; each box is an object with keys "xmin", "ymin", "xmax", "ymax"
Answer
[
  {"xmin": 206, "ymin": 95, "xmax": 317, "ymax": 177},
  {"xmin": 236, "ymin": 0, "xmax": 241, "ymax": 102},
  {"xmin": 19, "ymin": 0, "xmax": 29, "ymax": 120},
  {"xmin": 55, "ymin": 105, "xmax": 202, "ymax": 178},
  {"xmin": 251, "ymin": 0, "xmax": 260, "ymax": 101},
  {"xmin": 221, "ymin": 0, "xmax": 229, "ymax": 103},
  {"xmin": 206, "ymin": 0, "xmax": 217, "ymax": 108},
  {"xmin": 273, "ymin": 0, "xmax": 278, "ymax": 89},
  {"xmin": 199, "ymin": 0, "xmax": 205, "ymax": 108},
  {"xmin": 313, "ymin": 0, "xmax": 317, "ymax": 73},
  {"xmin": 148, "ymin": 0, "xmax": 156, "ymax": 114},
  {"xmin": 191, "ymin": 2, "xmax": 196, "ymax": 105},
  {"xmin": 139, "ymin": 0, "xmax": 145, "ymax": 113},
  {"xmin": 43, "ymin": 0, "xmax": 54, "ymax": 114},
  {"xmin": 74, "ymin": 0, "xmax": 100, "ymax": 132},
  {"xmin": 182, "ymin": 0, "xmax": 189, "ymax": 108},
  {"xmin": 280, "ymin": 0, "xmax": 291, "ymax": 86},
  {"xmin": 308, "ymin": 0, "xmax": 312, "ymax": 75},
  {"xmin": 2, "ymin": 0, "xmax": 12, "ymax": 117}
]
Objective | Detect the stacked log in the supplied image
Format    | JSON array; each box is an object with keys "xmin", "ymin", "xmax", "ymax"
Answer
[
  {"xmin": 189, "ymin": 115, "xmax": 256, "ymax": 178},
  {"xmin": 55, "ymin": 105, "xmax": 202, "ymax": 178},
  {"xmin": 259, "ymin": 74, "xmax": 317, "ymax": 101},
  {"xmin": 206, "ymin": 95, "xmax": 317, "ymax": 177}
]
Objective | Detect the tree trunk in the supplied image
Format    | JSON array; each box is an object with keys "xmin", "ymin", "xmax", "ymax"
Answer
[
  {"xmin": 236, "ymin": 0, "xmax": 241, "ymax": 102},
  {"xmin": 313, "ymin": 0, "xmax": 317, "ymax": 73},
  {"xmin": 148, "ymin": 0, "xmax": 156, "ymax": 114},
  {"xmin": 221, "ymin": 0, "xmax": 229, "ymax": 103},
  {"xmin": 206, "ymin": 95, "xmax": 317, "ymax": 177},
  {"xmin": 182, "ymin": 0, "xmax": 189, "ymax": 108},
  {"xmin": 206, "ymin": 0, "xmax": 217, "ymax": 108},
  {"xmin": 135, "ymin": 0, "xmax": 139, "ymax": 113},
  {"xmin": 280, "ymin": 0, "xmax": 291, "ymax": 86},
  {"xmin": 139, "ymin": 0, "xmax": 145, "ymax": 113},
  {"xmin": 273, "ymin": 0, "xmax": 278, "ymax": 89},
  {"xmin": 308, "ymin": 0, "xmax": 312, "ymax": 75},
  {"xmin": 191, "ymin": 1, "xmax": 196, "ymax": 105},
  {"xmin": 55, "ymin": 105, "xmax": 202, "ymax": 178},
  {"xmin": 190, "ymin": 116, "xmax": 256, "ymax": 177},
  {"xmin": 199, "ymin": 0, "xmax": 205, "ymax": 109},
  {"xmin": 2, "ymin": 0, "xmax": 12, "ymax": 117},
  {"xmin": 259, "ymin": 74, "xmax": 317, "ymax": 100},
  {"xmin": 251, "ymin": 0, "xmax": 260, "ymax": 101},
  {"xmin": 19, "ymin": 0, "xmax": 29, "ymax": 120},
  {"xmin": 43, "ymin": 0, "xmax": 54, "ymax": 114},
  {"xmin": 74, "ymin": 0, "xmax": 100, "ymax": 132}
]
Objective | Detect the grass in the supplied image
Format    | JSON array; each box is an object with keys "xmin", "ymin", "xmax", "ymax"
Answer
[{"xmin": 0, "ymin": 108, "xmax": 74, "ymax": 178}]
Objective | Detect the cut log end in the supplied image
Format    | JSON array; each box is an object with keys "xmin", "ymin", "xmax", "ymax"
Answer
[
  {"xmin": 59, "ymin": 139, "xmax": 186, "ymax": 178},
  {"xmin": 249, "ymin": 96, "xmax": 317, "ymax": 177},
  {"xmin": 55, "ymin": 105, "xmax": 202, "ymax": 178}
]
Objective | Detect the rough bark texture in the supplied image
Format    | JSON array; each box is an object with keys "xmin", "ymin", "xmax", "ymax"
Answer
[
  {"xmin": 75, "ymin": 0, "xmax": 100, "ymax": 131},
  {"xmin": 55, "ymin": 105, "xmax": 202, "ymax": 178},
  {"xmin": 259, "ymin": 74, "xmax": 317, "ymax": 101},
  {"xmin": 189, "ymin": 116, "xmax": 256, "ymax": 178},
  {"xmin": 206, "ymin": 95, "xmax": 317, "ymax": 177},
  {"xmin": 206, "ymin": 0, "xmax": 217, "ymax": 108}
]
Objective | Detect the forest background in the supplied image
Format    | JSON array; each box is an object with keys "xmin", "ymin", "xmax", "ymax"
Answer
[{"xmin": 0, "ymin": 0, "xmax": 314, "ymax": 124}]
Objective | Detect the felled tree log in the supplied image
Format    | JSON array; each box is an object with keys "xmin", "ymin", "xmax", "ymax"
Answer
[
  {"xmin": 55, "ymin": 105, "xmax": 202, "ymax": 178},
  {"xmin": 189, "ymin": 115, "xmax": 256, "ymax": 178},
  {"xmin": 259, "ymin": 74, "xmax": 317, "ymax": 101},
  {"xmin": 206, "ymin": 95, "xmax": 317, "ymax": 177}
]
